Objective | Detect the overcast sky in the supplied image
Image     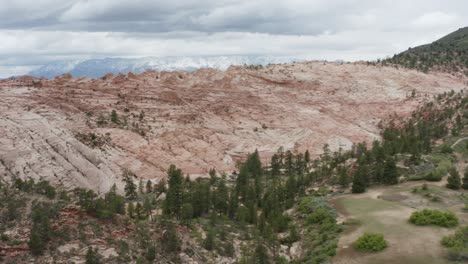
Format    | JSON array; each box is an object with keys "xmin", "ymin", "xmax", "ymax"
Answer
[{"xmin": 1, "ymin": 0, "xmax": 468, "ymax": 77}]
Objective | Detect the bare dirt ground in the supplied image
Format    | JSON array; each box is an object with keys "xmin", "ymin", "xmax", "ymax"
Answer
[
  {"xmin": 0, "ymin": 62, "xmax": 466, "ymax": 192},
  {"xmin": 330, "ymin": 179, "xmax": 467, "ymax": 264}
]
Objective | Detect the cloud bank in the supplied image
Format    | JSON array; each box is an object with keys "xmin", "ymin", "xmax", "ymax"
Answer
[{"xmin": 1, "ymin": 0, "xmax": 467, "ymax": 77}]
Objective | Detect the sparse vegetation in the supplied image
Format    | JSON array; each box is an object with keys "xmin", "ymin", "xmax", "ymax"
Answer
[
  {"xmin": 354, "ymin": 233, "xmax": 387, "ymax": 252},
  {"xmin": 441, "ymin": 226, "xmax": 468, "ymax": 261},
  {"xmin": 409, "ymin": 209, "xmax": 458, "ymax": 227}
]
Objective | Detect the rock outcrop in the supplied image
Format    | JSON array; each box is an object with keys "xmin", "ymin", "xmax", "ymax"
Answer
[{"xmin": 0, "ymin": 62, "xmax": 466, "ymax": 191}]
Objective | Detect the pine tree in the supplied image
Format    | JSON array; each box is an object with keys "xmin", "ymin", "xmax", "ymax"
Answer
[
  {"xmin": 338, "ymin": 166, "xmax": 349, "ymax": 188},
  {"xmin": 204, "ymin": 228, "xmax": 215, "ymax": 250},
  {"xmin": 383, "ymin": 158, "xmax": 398, "ymax": 185},
  {"xmin": 462, "ymin": 169, "xmax": 468, "ymax": 190},
  {"xmin": 352, "ymin": 166, "xmax": 366, "ymax": 193},
  {"xmin": 253, "ymin": 240, "xmax": 270, "ymax": 264},
  {"xmin": 181, "ymin": 203, "xmax": 194, "ymax": 224},
  {"xmin": 164, "ymin": 165, "xmax": 184, "ymax": 218},
  {"xmin": 110, "ymin": 110, "xmax": 119, "ymax": 124},
  {"xmin": 28, "ymin": 227, "xmax": 45, "ymax": 255},
  {"xmin": 145, "ymin": 180, "xmax": 153, "ymax": 193},
  {"xmin": 304, "ymin": 150, "xmax": 310, "ymax": 165},
  {"xmin": 127, "ymin": 202, "xmax": 135, "ymax": 218},
  {"xmin": 138, "ymin": 178, "xmax": 144, "ymax": 194},
  {"xmin": 162, "ymin": 223, "xmax": 180, "ymax": 252},
  {"xmin": 123, "ymin": 170, "xmax": 137, "ymax": 200},
  {"xmin": 446, "ymin": 167, "xmax": 461, "ymax": 190},
  {"xmin": 85, "ymin": 247, "xmax": 101, "ymax": 264},
  {"xmin": 270, "ymin": 154, "xmax": 281, "ymax": 178}
]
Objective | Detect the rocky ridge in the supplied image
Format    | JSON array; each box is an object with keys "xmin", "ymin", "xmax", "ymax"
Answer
[{"xmin": 0, "ymin": 61, "xmax": 466, "ymax": 192}]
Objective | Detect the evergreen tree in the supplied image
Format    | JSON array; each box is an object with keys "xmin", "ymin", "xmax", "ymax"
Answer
[
  {"xmin": 204, "ymin": 228, "xmax": 215, "ymax": 250},
  {"xmin": 352, "ymin": 166, "xmax": 366, "ymax": 193},
  {"xmin": 162, "ymin": 222, "xmax": 180, "ymax": 252},
  {"xmin": 383, "ymin": 158, "xmax": 398, "ymax": 185},
  {"xmin": 285, "ymin": 151, "xmax": 294, "ymax": 175},
  {"xmin": 304, "ymin": 149, "xmax": 310, "ymax": 165},
  {"xmin": 135, "ymin": 202, "xmax": 145, "ymax": 220},
  {"xmin": 145, "ymin": 180, "xmax": 153, "ymax": 193},
  {"xmin": 446, "ymin": 167, "xmax": 461, "ymax": 190},
  {"xmin": 213, "ymin": 178, "xmax": 229, "ymax": 215},
  {"xmin": 209, "ymin": 168, "xmax": 218, "ymax": 185},
  {"xmin": 270, "ymin": 154, "xmax": 281, "ymax": 178},
  {"xmin": 181, "ymin": 203, "xmax": 194, "ymax": 224},
  {"xmin": 127, "ymin": 202, "xmax": 135, "ymax": 219},
  {"xmin": 253, "ymin": 240, "xmax": 270, "ymax": 264},
  {"xmin": 338, "ymin": 166, "xmax": 349, "ymax": 188},
  {"xmin": 110, "ymin": 110, "xmax": 119, "ymax": 124},
  {"xmin": 28, "ymin": 227, "xmax": 46, "ymax": 255},
  {"xmin": 85, "ymin": 247, "xmax": 101, "ymax": 264},
  {"xmin": 164, "ymin": 165, "xmax": 184, "ymax": 218},
  {"xmin": 138, "ymin": 178, "xmax": 144, "ymax": 194},
  {"xmin": 143, "ymin": 196, "xmax": 153, "ymax": 220},
  {"xmin": 123, "ymin": 170, "xmax": 137, "ymax": 200}
]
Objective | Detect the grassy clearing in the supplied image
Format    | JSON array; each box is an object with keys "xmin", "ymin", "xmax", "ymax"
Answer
[{"xmin": 331, "ymin": 182, "xmax": 468, "ymax": 264}]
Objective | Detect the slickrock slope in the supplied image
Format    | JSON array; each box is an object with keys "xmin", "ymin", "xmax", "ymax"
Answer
[{"xmin": 0, "ymin": 62, "xmax": 466, "ymax": 191}]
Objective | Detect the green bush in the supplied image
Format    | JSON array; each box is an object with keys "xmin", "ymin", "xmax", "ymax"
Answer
[
  {"xmin": 409, "ymin": 209, "xmax": 458, "ymax": 227},
  {"xmin": 354, "ymin": 233, "xmax": 387, "ymax": 252},
  {"xmin": 441, "ymin": 226, "xmax": 468, "ymax": 261}
]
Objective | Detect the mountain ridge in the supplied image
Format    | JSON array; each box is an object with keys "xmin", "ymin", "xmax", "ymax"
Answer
[{"xmin": 27, "ymin": 55, "xmax": 307, "ymax": 79}]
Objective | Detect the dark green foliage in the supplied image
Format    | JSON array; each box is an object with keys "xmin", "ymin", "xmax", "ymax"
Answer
[
  {"xmin": 145, "ymin": 180, "xmax": 152, "ymax": 193},
  {"xmin": 28, "ymin": 202, "xmax": 57, "ymax": 255},
  {"xmin": 181, "ymin": 203, "xmax": 193, "ymax": 224},
  {"xmin": 298, "ymin": 197, "xmax": 342, "ymax": 264},
  {"xmin": 447, "ymin": 167, "xmax": 461, "ymax": 190},
  {"xmin": 35, "ymin": 180, "xmax": 56, "ymax": 199},
  {"xmin": 354, "ymin": 233, "xmax": 387, "ymax": 252},
  {"xmin": 441, "ymin": 226, "xmax": 468, "ymax": 261},
  {"xmin": 161, "ymin": 222, "xmax": 180, "ymax": 253},
  {"xmin": 409, "ymin": 209, "xmax": 458, "ymax": 227},
  {"xmin": 383, "ymin": 158, "xmax": 398, "ymax": 185},
  {"xmin": 253, "ymin": 241, "xmax": 270, "ymax": 264},
  {"xmin": 145, "ymin": 244, "xmax": 156, "ymax": 262},
  {"xmin": 204, "ymin": 228, "xmax": 215, "ymax": 250},
  {"xmin": 351, "ymin": 167, "xmax": 366, "ymax": 193},
  {"xmin": 85, "ymin": 247, "xmax": 101, "ymax": 264},
  {"xmin": 123, "ymin": 169, "xmax": 137, "ymax": 200},
  {"xmin": 164, "ymin": 165, "xmax": 184, "ymax": 218},
  {"xmin": 110, "ymin": 110, "xmax": 119, "ymax": 123},
  {"xmin": 74, "ymin": 185, "xmax": 125, "ymax": 219},
  {"xmin": 14, "ymin": 178, "xmax": 56, "ymax": 199},
  {"xmin": 28, "ymin": 227, "xmax": 46, "ymax": 255}
]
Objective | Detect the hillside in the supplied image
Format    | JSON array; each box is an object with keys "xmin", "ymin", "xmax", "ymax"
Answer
[
  {"xmin": 0, "ymin": 62, "xmax": 465, "ymax": 193},
  {"xmin": 384, "ymin": 27, "xmax": 468, "ymax": 75},
  {"xmin": 1, "ymin": 87, "xmax": 466, "ymax": 264}
]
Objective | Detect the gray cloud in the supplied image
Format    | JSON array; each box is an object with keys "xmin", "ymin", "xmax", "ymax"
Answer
[{"xmin": 0, "ymin": 0, "xmax": 468, "ymax": 77}]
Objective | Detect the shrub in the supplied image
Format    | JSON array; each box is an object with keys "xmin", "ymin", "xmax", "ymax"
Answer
[
  {"xmin": 409, "ymin": 209, "xmax": 458, "ymax": 227},
  {"xmin": 441, "ymin": 226, "xmax": 468, "ymax": 261},
  {"xmin": 354, "ymin": 233, "xmax": 387, "ymax": 252},
  {"xmin": 440, "ymin": 144, "xmax": 453, "ymax": 154}
]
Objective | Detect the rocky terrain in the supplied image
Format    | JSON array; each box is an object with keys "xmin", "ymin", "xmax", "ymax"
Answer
[{"xmin": 0, "ymin": 62, "xmax": 466, "ymax": 192}]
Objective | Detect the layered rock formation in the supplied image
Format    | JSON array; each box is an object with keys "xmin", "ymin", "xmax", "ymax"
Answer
[{"xmin": 0, "ymin": 62, "xmax": 465, "ymax": 192}]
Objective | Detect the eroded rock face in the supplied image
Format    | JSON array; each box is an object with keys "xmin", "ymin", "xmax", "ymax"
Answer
[{"xmin": 0, "ymin": 62, "xmax": 466, "ymax": 191}]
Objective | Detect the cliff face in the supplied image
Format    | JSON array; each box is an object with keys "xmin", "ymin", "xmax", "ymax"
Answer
[{"xmin": 0, "ymin": 62, "xmax": 466, "ymax": 191}]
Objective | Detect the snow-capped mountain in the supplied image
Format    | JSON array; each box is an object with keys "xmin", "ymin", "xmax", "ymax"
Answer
[{"xmin": 28, "ymin": 55, "xmax": 305, "ymax": 79}]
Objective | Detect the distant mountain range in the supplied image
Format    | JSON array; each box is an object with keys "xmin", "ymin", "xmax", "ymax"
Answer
[{"xmin": 27, "ymin": 55, "xmax": 306, "ymax": 79}]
